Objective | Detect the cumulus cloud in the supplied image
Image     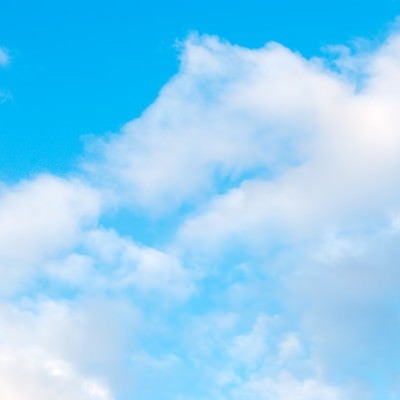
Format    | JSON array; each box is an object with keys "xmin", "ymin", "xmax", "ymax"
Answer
[
  {"xmin": 174, "ymin": 35, "xmax": 400, "ymax": 252},
  {"xmin": 4, "ymin": 23, "xmax": 400, "ymax": 399},
  {"xmin": 84, "ymin": 32, "xmax": 400, "ymax": 243},
  {"xmin": 86, "ymin": 36, "xmax": 316, "ymax": 213},
  {"xmin": 0, "ymin": 175, "xmax": 100, "ymax": 292},
  {"xmin": 83, "ymin": 29, "xmax": 400, "ymax": 397}
]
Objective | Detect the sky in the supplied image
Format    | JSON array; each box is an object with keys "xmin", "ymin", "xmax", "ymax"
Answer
[{"xmin": 1, "ymin": 1, "xmax": 400, "ymax": 399}]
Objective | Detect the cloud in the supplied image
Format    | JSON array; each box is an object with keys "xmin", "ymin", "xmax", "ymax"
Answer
[
  {"xmin": 4, "ymin": 24, "xmax": 400, "ymax": 399},
  {"xmin": 0, "ymin": 175, "xmax": 100, "ymax": 292},
  {"xmin": 283, "ymin": 226, "xmax": 400, "ymax": 388},
  {"xmin": 84, "ymin": 29, "xmax": 400, "ymax": 397},
  {"xmin": 86, "ymin": 35, "xmax": 317, "ymax": 214},
  {"xmin": 0, "ymin": 47, "xmax": 9, "ymax": 66},
  {"xmin": 0, "ymin": 348, "xmax": 113, "ymax": 400},
  {"xmin": 174, "ymin": 33, "xmax": 400, "ymax": 252},
  {"xmin": 0, "ymin": 297, "xmax": 139, "ymax": 400},
  {"xmin": 74, "ymin": 28, "xmax": 400, "ymax": 398},
  {"xmin": 234, "ymin": 372, "xmax": 356, "ymax": 400},
  {"xmin": 87, "ymin": 31, "xmax": 400, "ymax": 253},
  {"xmin": 82, "ymin": 228, "xmax": 195, "ymax": 299}
]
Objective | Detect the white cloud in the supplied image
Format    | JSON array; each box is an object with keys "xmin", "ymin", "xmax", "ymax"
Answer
[
  {"xmin": 4, "ymin": 24, "xmax": 400, "ymax": 399},
  {"xmin": 80, "ymin": 30, "xmax": 400, "ymax": 397},
  {"xmin": 83, "ymin": 228, "xmax": 195, "ymax": 298},
  {"xmin": 277, "ymin": 333, "xmax": 303, "ymax": 365},
  {"xmin": 235, "ymin": 372, "xmax": 355, "ymax": 400},
  {"xmin": 172, "ymin": 32, "xmax": 400, "ymax": 253},
  {"xmin": 285, "ymin": 227, "xmax": 400, "ymax": 381},
  {"xmin": 84, "ymin": 32, "xmax": 400, "ymax": 252},
  {"xmin": 0, "ymin": 175, "xmax": 100, "ymax": 292},
  {"xmin": 44, "ymin": 253, "xmax": 95, "ymax": 286},
  {"xmin": 86, "ymin": 36, "xmax": 321, "ymax": 213},
  {"xmin": 0, "ymin": 297, "xmax": 139, "ymax": 400},
  {"xmin": 228, "ymin": 314, "xmax": 269, "ymax": 368},
  {"xmin": 0, "ymin": 348, "xmax": 113, "ymax": 400}
]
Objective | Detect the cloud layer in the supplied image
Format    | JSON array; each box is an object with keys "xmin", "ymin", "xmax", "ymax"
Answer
[{"xmin": 3, "ymin": 26, "xmax": 400, "ymax": 399}]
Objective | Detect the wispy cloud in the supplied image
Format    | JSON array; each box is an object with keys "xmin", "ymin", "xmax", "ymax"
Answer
[{"xmin": 0, "ymin": 47, "xmax": 10, "ymax": 66}]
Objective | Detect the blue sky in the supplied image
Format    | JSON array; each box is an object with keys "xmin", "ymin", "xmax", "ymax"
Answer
[{"xmin": 1, "ymin": 1, "xmax": 400, "ymax": 399}]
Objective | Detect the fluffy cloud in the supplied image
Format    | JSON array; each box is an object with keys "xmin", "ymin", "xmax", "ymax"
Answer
[
  {"xmin": 0, "ymin": 348, "xmax": 113, "ymax": 400},
  {"xmin": 175, "ymin": 35, "xmax": 400, "ymax": 252},
  {"xmin": 87, "ymin": 36, "xmax": 318, "ymax": 213},
  {"xmin": 4, "ymin": 24, "xmax": 400, "ymax": 399},
  {"xmin": 88, "ymin": 31, "xmax": 400, "ymax": 256},
  {"xmin": 85, "ymin": 30, "xmax": 400, "ymax": 398},
  {"xmin": 0, "ymin": 297, "xmax": 139, "ymax": 400},
  {"xmin": 0, "ymin": 175, "xmax": 100, "ymax": 292}
]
